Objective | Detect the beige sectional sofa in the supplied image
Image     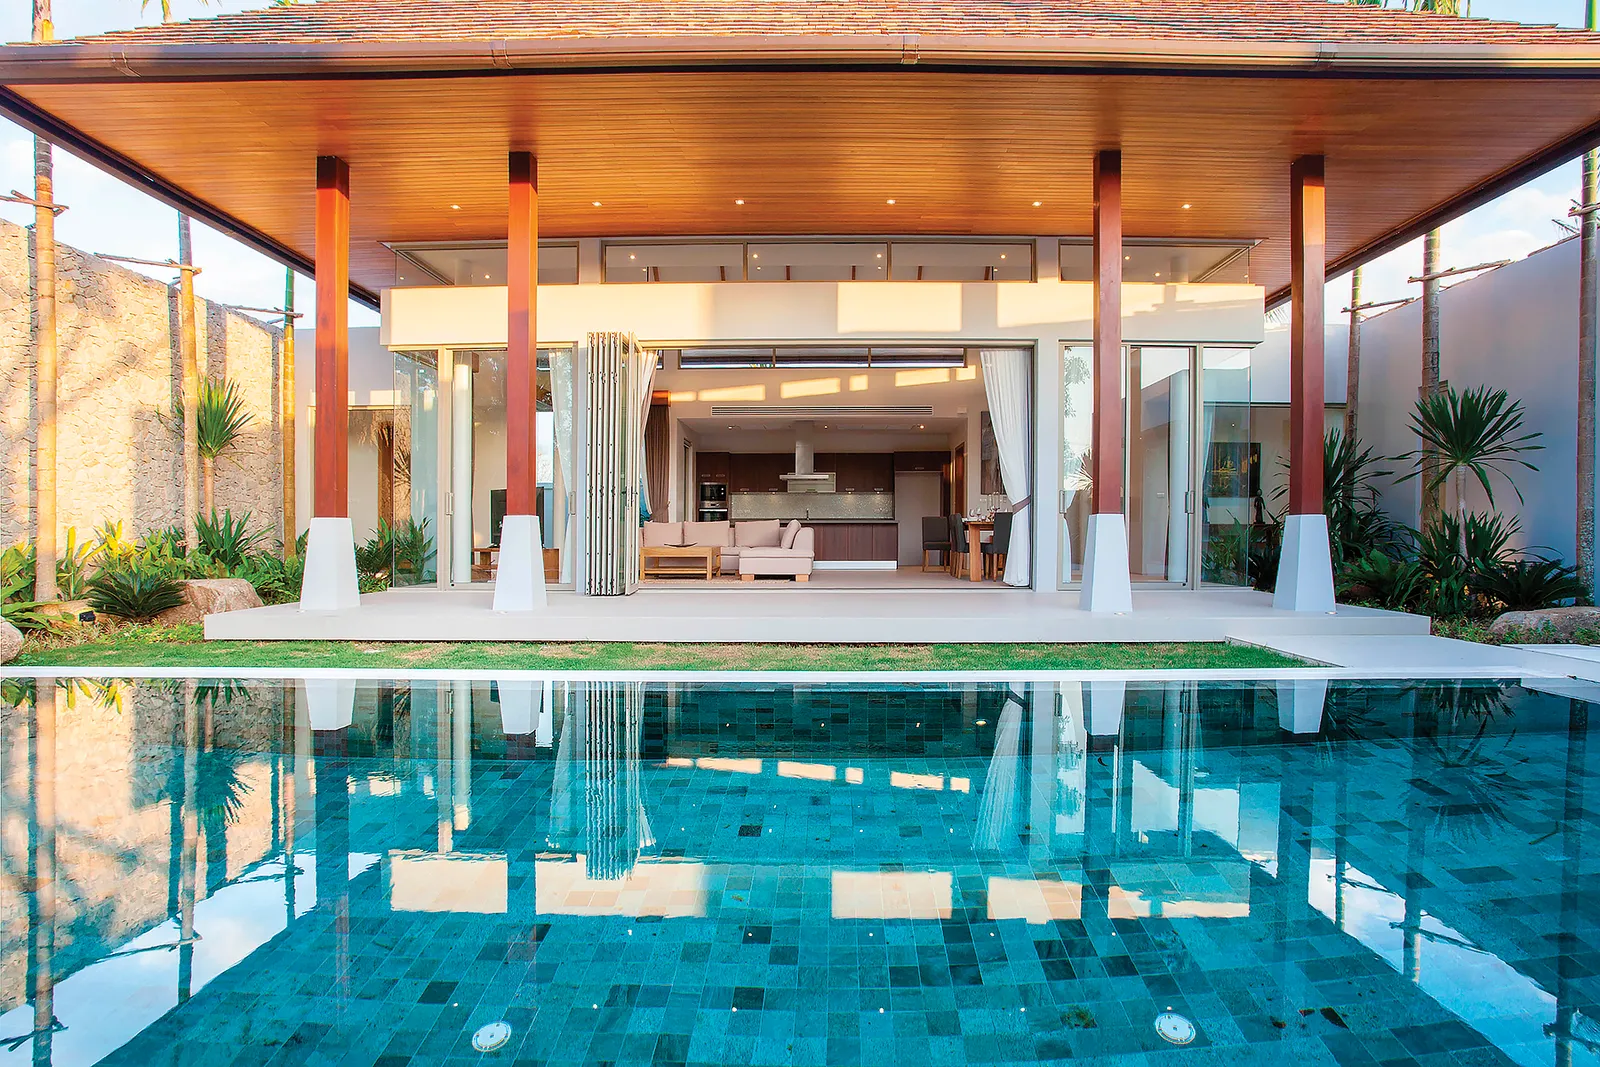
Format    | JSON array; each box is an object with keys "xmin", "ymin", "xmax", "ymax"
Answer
[{"xmin": 641, "ymin": 519, "xmax": 815, "ymax": 580}]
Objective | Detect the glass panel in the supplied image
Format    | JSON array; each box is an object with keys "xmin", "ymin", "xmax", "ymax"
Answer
[
  {"xmin": 449, "ymin": 349, "xmax": 570, "ymax": 587},
  {"xmin": 867, "ymin": 346, "xmax": 967, "ymax": 368},
  {"xmin": 1060, "ymin": 346, "xmax": 1094, "ymax": 585},
  {"xmin": 604, "ymin": 243, "xmax": 743, "ymax": 283},
  {"xmin": 889, "ymin": 242, "xmax": 1032, "ymax": 282},
  {"xmin": 391, "ymin": 351, "xmax": 440, "ymax": 586},
  {"xmin": 1125, "ymin": 347, "xmax": 1193, "ymax": 584},
  {"xmin": 1059, "ymin": 241, "xmax": 1252, "ymax": 284},
  {"xmin": 748, "ymin": 241, "xmax": 887, "ymax": 281},
  {"xmin": 772, "ymin": 346, "xmax": 870, "ymax": 367},
  {"xmin": 1199, "ymin": 348, "xmax": 1254, "ymax": 588},
  {"xmin": 393, "ymin": 243, "xmax": 578, "ymax": 286},
  {"xmin": 676, "ymin": 347, "xmax": 776, "ymax": 369}
]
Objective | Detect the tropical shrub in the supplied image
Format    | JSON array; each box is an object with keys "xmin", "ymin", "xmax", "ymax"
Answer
[
  {"xmin": 1416, "ymin": 511, "xmax": 1519, "ymax": 584},
  {"xmin": 1473, "ymin": 557, "xmax": 1586, "ymax": 612},
  {"xmin": 1401, "ymin": 385, "xmax": 1542, "ymax": 559},
  {"xmin": 195, "ymin": 509, "xmax": 271, "ymax": 570},
  {"xmin": 390, "ymin": 517, "xmax": 436, "ymax": 582},
  {"xmin": 236, "ymin": 550, "xmax": 305, "ymax": 605},
  {"xmin": 88, "ymin": 566, "xmax": 187, "ymax": 620},
  {"xmin": 1322, "ymin": 429, "xmax": 1401, "ymax": 567},
  {"xmin": 1339, "ymin": 551, "xmax": 1430, "ymax": 612},
  {"xmin": 55, "ymin": 527, "xmax": 100, "ymax": 600},
  {"xmin": 355, "ymin": 522, "xmax": 393, "ymax": 579}
]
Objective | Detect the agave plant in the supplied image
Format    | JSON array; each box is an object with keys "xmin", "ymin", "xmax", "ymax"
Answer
[
  {"xmin": 1400, "ymin": 386, "xmax": 1542, "ymax": 560},
  {"xmin": 88, "ymin": 567, "xmax": 186, "ymax": 620}
]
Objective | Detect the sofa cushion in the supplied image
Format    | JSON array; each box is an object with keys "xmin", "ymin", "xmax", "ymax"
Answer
[
  {"xmin": 642, "ymin": 521, "xmax": 684, "ymax": 547},
  {"xmin": 736, "ymin": 519, "xmax": 783, "ymax": 547},
  {"xmin": 781, "ymin": 520, "xmax": 803, "ymax": 550},
  {"xmin": 682, "ymin": 521, "xmax": 732, "ymax": 547}
]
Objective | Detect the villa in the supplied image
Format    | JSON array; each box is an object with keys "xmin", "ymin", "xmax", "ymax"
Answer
[{"xmin": 3, "ymin": 0, "xmax": 1600, "ymax": 640}]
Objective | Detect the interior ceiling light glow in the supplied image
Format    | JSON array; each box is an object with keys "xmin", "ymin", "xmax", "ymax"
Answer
[
  {"xmin": 1182, "ymin": 203, "xmax": 1192, "ymax": 209},
  {"xmin": 886, "ymin": 199, "xmax": 896, "ymax": 205},
  {"xmin": 735, "ymin": 199, "xmax": 745, "ymax": 205},
  {"xmin": 1032, "ymin": 201, "xmax": 1042, "ymax": 207},
  {"xmin": 450, "ymin": 204, "xmax": 461, "ymax": 210},
  {"xmin": 592, "ymin": 201, "xmax": 602, "ymax": 207}
]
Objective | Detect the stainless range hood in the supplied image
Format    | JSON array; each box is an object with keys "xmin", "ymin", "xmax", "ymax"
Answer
[{"xmin": 779, "ymin": 422, "xmax": 836, "ymax": 493}]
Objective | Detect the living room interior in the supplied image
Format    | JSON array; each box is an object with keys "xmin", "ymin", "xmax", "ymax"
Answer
[{"xmin": 641, "ymin": 343, "xmax": 1032, "ymax": 588}]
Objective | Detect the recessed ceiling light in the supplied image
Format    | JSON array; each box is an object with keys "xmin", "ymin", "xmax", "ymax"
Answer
[
  {"xmin": 999, "ymin": 254, "xmax": 1006, "ymax": 260},
  {"xmin": 450, "ymin": 204, "xmax": 461, "ymax": 210},
  {"xmin": 752, "ymin": 253, "xmax": 759, "ymax": 259},
  {"xmin": 1154, "ymin": 272, "xmax": 1162, "ymax": 278},
  {"xmin": 735, "ymin": 199, "xmax": 745, "ymax": 205},
  {"xmin": 1125, "ymin": 255, "xmax": 1132, "ymax": 261},
  {"xmin": 1182, "ymin": 203, "xmax": 1192, "ymax": 210},
  {"xmin": 629, "ymin": 254, "xmax": 636, "ymax": 260},
  {"xmin": 886, "ymin": 199, "xmax": 896, "ymax": 205},
  {"xmin": 592, "ymin": 201, "xmax": 602, "ymax": 207},
  {"xmin": 876, "ymin": 253, "xmax": 883, "ymax": 258},
  {"xmin": 1032, "ymin": 201, "xmax": 1042, "ymax": 207}
]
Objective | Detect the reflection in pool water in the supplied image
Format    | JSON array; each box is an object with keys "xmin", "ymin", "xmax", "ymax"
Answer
[{"xmin": 0, "ymin": 677, "xmax": 1595, "ymax": 1066}]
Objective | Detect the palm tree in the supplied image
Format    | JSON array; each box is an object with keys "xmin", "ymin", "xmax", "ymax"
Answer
[
  {"xmin": 31, "ymin": 0, "xmax": 57, "ymax": 604},
  {"xmin": 195, "ymin": 378, "xmax": 254, "ymax": 514},
  {"xmin": 1402, "ymin": 385, "xmax": 1543, "ymax": 558}
]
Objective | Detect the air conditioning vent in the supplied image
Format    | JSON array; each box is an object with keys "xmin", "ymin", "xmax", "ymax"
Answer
[{"xmin": 709, "ymin": 405, "xmax": 935, "ymax": 417}]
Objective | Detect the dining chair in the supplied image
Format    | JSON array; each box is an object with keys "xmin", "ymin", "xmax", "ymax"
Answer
[
  {"xmin": 921, "ymin": 516, "xmax": 951, "ymax": 572},
  {"xmin": 947, "ymin": 513, "xmax": 969, "ymax": 578},
  {"xmin": 982, "ymin": 511, "xmax": 1013, "ymax": 580}
]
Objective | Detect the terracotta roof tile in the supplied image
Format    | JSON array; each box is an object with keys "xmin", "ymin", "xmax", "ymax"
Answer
[{"xmin": 35, "ymin": 0, "xmax": 1600, "ymax": 49}]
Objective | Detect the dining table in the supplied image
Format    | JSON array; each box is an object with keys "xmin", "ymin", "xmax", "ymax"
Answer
[{"xmin": 961, "ymin": 518, "xmax": 994, "ymax": 582}]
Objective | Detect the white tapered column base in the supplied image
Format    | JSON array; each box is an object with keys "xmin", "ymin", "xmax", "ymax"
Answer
[
  {"xmin": 493, "ymin": 515, "xmax": 548, "ymax": 612},
  {"xmin": 299, "ymin": 517, "xmax": 361, "ymax": 612},
  {"xmin": 299, "ymin": 678, "xmax": 355, "ymax": 732},
  {"xmin": 1274, "ymin": 513, "xmax": 1336, "ymax": 613},
  {"xmin": 1080, "ymin": 513, "xmax": 1133, "ymax": 614},
  {"xmin": 1276, "ymin": 678, "xmax": 1328, "ymax": 735}
]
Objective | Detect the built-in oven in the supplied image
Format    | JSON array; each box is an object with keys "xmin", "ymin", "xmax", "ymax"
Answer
[{"xmin": 698, "ymin": 480, "xmax": 729, "ymax": 523}]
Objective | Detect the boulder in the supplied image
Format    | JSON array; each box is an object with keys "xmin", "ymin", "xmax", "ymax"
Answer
[
  {"xmin": 0, "ymin": 618, "xmax": 22, "ymax": 664},
  {"xmin": 1488, "ymin": 605, "xmax": 1600, "ymax": 642},
  {"xmin": 156, "ymin": 578, "xmax": 263, "ymax": 627},
  {"xmin": 39, "ymin": 599, "xmax": 96, "ymax": 627}
]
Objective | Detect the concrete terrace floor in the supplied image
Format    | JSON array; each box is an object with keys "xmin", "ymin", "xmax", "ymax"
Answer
[{"xmin": 205, "ymin": 584, "xmax": 1430, "ymax": 643}]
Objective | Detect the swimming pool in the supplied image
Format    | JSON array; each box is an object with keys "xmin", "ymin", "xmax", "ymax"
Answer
[{"xmin": 0, "ymin": 677, "xmax": 1594, "ymax": 1066}]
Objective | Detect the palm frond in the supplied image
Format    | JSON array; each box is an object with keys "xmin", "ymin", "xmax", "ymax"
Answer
[{"xmin": 1400, "ymin": 385, "xmax": 1542, "ymax": 507}]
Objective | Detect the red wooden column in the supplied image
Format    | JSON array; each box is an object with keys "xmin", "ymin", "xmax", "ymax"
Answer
[
  {"xmin": 1081, "ymin": 149, "xmax": 1133, "ymax": 612},
  {"xmin": 506, "ymin": 151, "xmax": 539, "ymax": 515},
  {"xmin": 1275, "ymin": 154, "xmax": 1336, "ymax": 612},
  {"xmin": 1288, "ymin": 155, "xmax": 1326, "ymax": 518},
  {"xmin": 313, "ymin": 155, "xmax": 350, "ymax": 518},
  {"xmin": 1090, "ymin": 150, "xmax": 1123, "ymax": 516},
  {"xmin": 493, "ymin": 151, "xmax": 548, "ymax": 610}
]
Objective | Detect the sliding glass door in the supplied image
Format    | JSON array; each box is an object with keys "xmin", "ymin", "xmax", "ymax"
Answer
[
  {"xmin": 444, "ymin": 348, "xmax": 570, "ymax": 587},
  {"xmin": 1059, "ymin": 344, "xmax": 1255, "ymax": 590}
]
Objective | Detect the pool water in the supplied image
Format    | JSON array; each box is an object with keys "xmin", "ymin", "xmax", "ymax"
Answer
[{"xmin": 0, "ymin": 677, "xmax": 1596, "ymax": 1066}]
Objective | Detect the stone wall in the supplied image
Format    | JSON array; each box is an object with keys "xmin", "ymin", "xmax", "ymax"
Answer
[{"xmin": 0, "ymin": 217, "xmax": 284, "ymax": 549}]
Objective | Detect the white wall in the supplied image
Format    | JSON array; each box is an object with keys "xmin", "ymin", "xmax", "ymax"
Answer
[
  {"xmin": 294, "ymin": 325, "xmax": 396, "ymax": 541},
  {"xmin": 1353, "ymin": 238, "xmax": 1581, "ymax": 563}
]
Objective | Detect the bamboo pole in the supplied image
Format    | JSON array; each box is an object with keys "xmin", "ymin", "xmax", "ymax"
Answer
[{"xmin": 31, "ymin": 0, "xmax": 57, "ymax": 603}]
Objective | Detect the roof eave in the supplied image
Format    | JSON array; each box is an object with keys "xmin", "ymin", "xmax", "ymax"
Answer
[{"xmin": 5, "ymin": 34, "xmax": 1600, "ymax": 83}]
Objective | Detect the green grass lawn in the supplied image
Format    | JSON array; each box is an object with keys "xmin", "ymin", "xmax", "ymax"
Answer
[{"xmin": 11, "ymin": 623, "xmax": 1304, "ymax": 671}]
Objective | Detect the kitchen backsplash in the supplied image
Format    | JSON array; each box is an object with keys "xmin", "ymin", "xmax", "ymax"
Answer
[{"xmin": 732, "ymin": 491, "xmax": 895, "ymax": 521}]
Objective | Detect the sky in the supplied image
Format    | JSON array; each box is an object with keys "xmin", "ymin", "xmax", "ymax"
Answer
[{"xmin": 0, "ymin": 0, "xmax": 1589, "ymax": 330}]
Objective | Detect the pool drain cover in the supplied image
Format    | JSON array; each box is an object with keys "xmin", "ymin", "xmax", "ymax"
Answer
[
  {"xmin": 472, "ymin": 1021, "xmax": 513, "ymax": 1052},
  {"xmin": 1154, "ymin": 1012, "xmax": 1197, "ymax": 1045}
]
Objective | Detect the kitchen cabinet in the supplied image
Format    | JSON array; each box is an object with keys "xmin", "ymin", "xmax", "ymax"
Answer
[
  {"xmin": 832, "ymin": 453, "xmax": 894, "ymax": 492},
  {"xmin": 728, "ymin": 453, "xmax": 790, "ymax": 493},
  {"xmin": 697, "ymin": 452, "xmax": 730, "ymax": 482},
  {"xmin": 894, "ymin": 451, "xmax": 948, "ymax": 474},
  {"xmin": 811, "ymin": 522, "xmax": 899, "ymax": 562}
]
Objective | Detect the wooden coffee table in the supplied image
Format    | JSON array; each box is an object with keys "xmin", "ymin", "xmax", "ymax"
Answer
[{"xmin": 641, "ymin": 545, "xmax": 721, "ymax": 580}]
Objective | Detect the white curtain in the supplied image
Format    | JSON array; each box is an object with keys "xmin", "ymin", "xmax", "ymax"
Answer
[
  {"xmin": 551, "ymin": 348, "xmax": 576, "ymax": 584},
  {"xmin": 979, "ymin": 349, "xmax": 1033, "ymax": 586},
  {"xmin": 1061, "ymin": 347, "xmax": 1094, "ymax": 582},
  {"xmin": 975, "ymin": 686, "xmax": 1026, "ymax": 852},
  {"xmin": 633, "ymin": 349, "xmax": 659, "ymax": 519}
]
